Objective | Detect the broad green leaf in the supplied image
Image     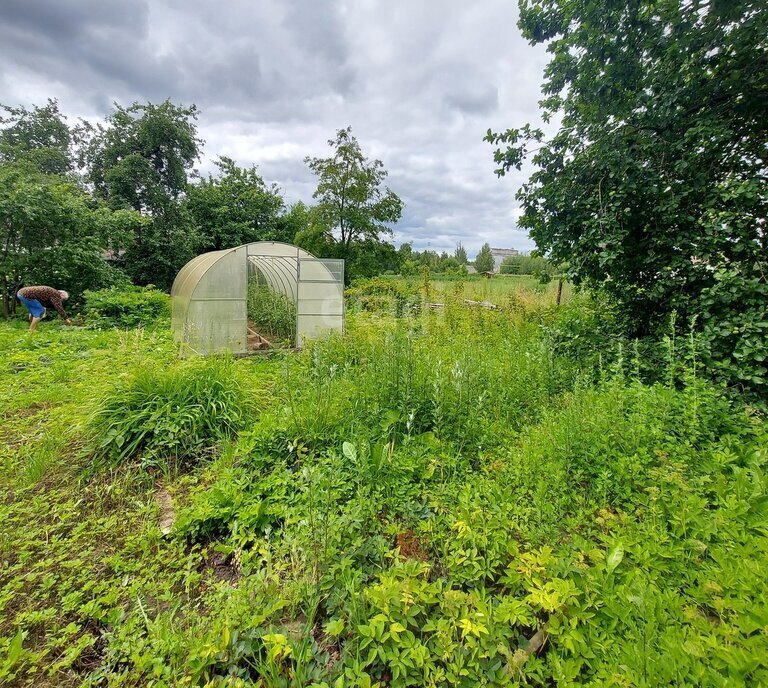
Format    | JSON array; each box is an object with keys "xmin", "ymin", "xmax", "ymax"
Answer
[
  {"xmin": 5, "ymin": 628, "xmax": 22, "ymax": 667},
  {"xmin": 606, "ymin": 543, "xmax": 624, "ymax": 573},
  {"xmin": 324, "ymin": 618, "xmax": 345, "ymax": 637},
  {"xmin": 342, "ymin": 441, "xmax": 357, "ymax": 461}
]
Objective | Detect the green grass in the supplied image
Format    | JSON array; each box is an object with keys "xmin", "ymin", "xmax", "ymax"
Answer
[
  {"xmin": 355, "ymin": 273, "xmax": 570, "ymax": 314},
  {"xmin": 0, "ymin": 286, "xmax": 766, "ymax": 687},
  {"xmin": 89, "ymin": 356, "xmax": 255, "ymax": 469}
]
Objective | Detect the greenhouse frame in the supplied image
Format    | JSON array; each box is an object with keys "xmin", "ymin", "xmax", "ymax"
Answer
[{"xmin": 171, "ymin": 241, "xmax": 344, "ymax": 355}]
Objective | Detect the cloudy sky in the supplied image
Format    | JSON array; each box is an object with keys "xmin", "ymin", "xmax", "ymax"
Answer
[{"xmin": 0, "ymin": 0, "xmax": 550, "ymax": 256}]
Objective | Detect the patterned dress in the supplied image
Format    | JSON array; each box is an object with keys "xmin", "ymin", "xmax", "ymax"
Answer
[{"xmin": 17, "ymin": 286, "xmax": 69, "ymax": 319}]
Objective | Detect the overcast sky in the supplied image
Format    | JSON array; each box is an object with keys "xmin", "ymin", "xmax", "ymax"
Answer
[{"xmin": 0, "ymin": 0, "xmax": 550, "ymax": 256}]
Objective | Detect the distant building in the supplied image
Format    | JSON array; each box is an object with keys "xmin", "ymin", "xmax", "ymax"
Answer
[{"xmin": 490, "ymin": 248, "xmax": 519, "ymax": 272}]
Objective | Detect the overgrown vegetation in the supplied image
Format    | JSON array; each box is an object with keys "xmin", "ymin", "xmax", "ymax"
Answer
[
  {"xmin": 247, "ymin": 276, "xmax": 297, "ymax": 344},
  {"xmin": 84, "ymin": 285, "xmax": 170, "ymax": 328},
  {"xmin": 1, "ymin": 279, "xmax": 766, "ymax": 686}
]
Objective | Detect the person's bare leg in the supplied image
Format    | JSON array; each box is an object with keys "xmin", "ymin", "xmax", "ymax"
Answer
[{"xmin": 29, "ymin": 316, "xmax": 42, "ymax": 332}]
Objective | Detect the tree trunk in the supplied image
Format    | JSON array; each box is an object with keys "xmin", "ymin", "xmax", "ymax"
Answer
[
  {"xmin": 556, "ymin": 277, "xmax": 563, "ymax": 306},
  {"xmin": 1, "ymin": 276, "xmax": 8, "ymax": 319}
]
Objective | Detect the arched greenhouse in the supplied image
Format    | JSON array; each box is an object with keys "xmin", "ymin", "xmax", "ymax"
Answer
[{"xmin": 171, "ymin": 242, "xmax": 344, "ymax": 355}]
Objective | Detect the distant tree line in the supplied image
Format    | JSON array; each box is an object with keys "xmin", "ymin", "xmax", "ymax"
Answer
[
  {"xmin": 396, "ymin": 242, "xmax": 469, "ymax": 276},
  {"xmin": 391, "ymin": 242, "xmax": 557, "ymax": 278},
  {"xmin": 500, "ymin": 254, "xmax": 558, "ymax": 279}
]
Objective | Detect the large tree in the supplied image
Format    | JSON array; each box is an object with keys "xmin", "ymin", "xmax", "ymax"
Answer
[
  {"xmin": 474, "ymin": 243, "xmax": 494, "ymax": 273},
  {"xmin": 82, "ymin": 100, "xmax": 202, "ymax": 288},
  {"xmin": 304, "ymin": 127, "xmax": 403, "ymax": 275},
  {"xmin": 186, "ymin": 157, "xmax": 289, "ymax": 253},
  {"xmin": 487, "ymin": 0, "xmax": 768, "ymax": 393},
  {"xmin": 0, "ymin": 99, "xmax": 73, "ymax": 175},
  {"xmin": 0, "ymin": 162, "xmax": 140, "ymax": 316}
]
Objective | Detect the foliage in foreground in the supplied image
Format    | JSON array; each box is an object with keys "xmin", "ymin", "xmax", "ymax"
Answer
[
  {"xmin": 0, "ymin": 294, "xmax": 766, "ymax": 687},
  {"xmin": 487, "ymin": 0, "xmax": 768, "ymax": 400}
]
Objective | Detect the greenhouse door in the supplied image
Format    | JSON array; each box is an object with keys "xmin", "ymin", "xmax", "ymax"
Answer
[{"xmin": 296, "ymin": 258, "xmax": 344, "ymax": 347}]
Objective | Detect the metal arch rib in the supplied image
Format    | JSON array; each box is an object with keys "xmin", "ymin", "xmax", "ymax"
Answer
[{"xmin": 247, "ymin": 255, "xmax": 298, "ymax": 301}]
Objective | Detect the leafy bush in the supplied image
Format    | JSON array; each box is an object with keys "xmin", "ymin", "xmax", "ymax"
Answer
[
  {"xmin": 541, "ymin": 290, "xmax": 623, "ymax": 363},
  {"xmin": 84, "ymin": 284, "xmax": 170, "ymax": 328},
  {"xmin": 699, "ymin": 266, "xmax": 768, "ymax": 400},
  {"xmin": 89, "ymin": 357, "xmax": 252, "ymax": 466},
  {"xmin": 174, "ymin": 467, "xmax": 290, "ymax": 540},
  {"xmin": 346, "ymin": 277, "xmax": 420, "ymax": 314}
]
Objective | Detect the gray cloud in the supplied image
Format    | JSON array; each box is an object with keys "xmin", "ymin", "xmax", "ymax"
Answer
[
  {"xmin": 445, "ymin": 86, "xmax": 499, "ymax": 116},
  {"xmin": 0, "ymin": 0, "xmax": 550, "ymax": 254},
  {"xmin": 0, "ymin": 0, "xmax": 148, "ymax": 42}
]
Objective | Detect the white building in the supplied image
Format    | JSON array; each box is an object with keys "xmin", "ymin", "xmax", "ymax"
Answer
[{"xmin": 490, "ymin": 248, "xmax": 519, "ymax": 272}]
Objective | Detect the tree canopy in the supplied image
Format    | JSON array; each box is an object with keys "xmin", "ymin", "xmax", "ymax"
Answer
[
  {"xmin": 304, "ymin": 127, "xmax": 403, "ymax": 277},
  {"xmin": 487, "ymin": 0, "xmax": 768, "ymax": 394},
  {"xmin": 82, "ymin": 100, "xmax": 202, "ymax": 288},
  {"xmin": 0, "ymin": 99, "xmax": 73, "ymax": 175},
  {"xmin": 84, "ymin": 100, "xmax": 201, "ymax": 213},
  {"xmin": 474, "ymin": 243, "xmax": 494, "ymax": 273},
  {"xmin": 186, "ymin": 157, "xmax": 290, "ymax": 253}
]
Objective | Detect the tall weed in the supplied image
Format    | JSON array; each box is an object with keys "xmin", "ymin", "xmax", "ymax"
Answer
[{"xmin": 89, "ymin": 356, "xmax": 253, "ymax": 467}]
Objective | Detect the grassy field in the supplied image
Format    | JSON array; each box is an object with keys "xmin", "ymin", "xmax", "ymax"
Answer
[
  {"xmin": 377, "ymin": 274, "xmax": 570, "ymax": 306},
  {"xmin": 1, "ymin": 283, "xmax": 767, "ymax": 687}
]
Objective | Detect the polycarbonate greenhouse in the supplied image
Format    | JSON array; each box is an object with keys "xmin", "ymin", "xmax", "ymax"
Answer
[{"xmin": 171, "ymin": 242, "xmax": 344, "ymax": 355}]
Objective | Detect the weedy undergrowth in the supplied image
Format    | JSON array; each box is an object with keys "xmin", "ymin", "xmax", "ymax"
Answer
[
  {"xmin": 89, "ymin": 356, "xmax": 253, "ymax": 468},
  {"xmin": 2, "ymin": 280, "xmax": 767, "ymax": 688}
]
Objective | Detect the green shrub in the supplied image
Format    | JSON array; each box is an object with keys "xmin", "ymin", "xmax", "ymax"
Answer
[
  {"xmin": 174, "ymin": 467, "xmax": 290, "ymax": 540},
  {"xmin": 541, "ymin": 290, "xmax": 623, "ymax": 364},
  {"xmin": 699, "ymin": 266, "xmax": 768, "ymax": 402},
  {"xmin": 89, "ymin": 357, "xmax": 252, "ymax": 466},
  {"xmin": 346, "ymin": 277, "xmax": 420, "ymax": 314},
  {"xmin": 84, "ymin": 285, "xmax": 170, "ymax": 328}
]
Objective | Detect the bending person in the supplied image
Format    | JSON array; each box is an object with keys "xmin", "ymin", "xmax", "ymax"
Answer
[{"xmin": 16, "ymin": 286, "xmax": 72, "ymax": 332}]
